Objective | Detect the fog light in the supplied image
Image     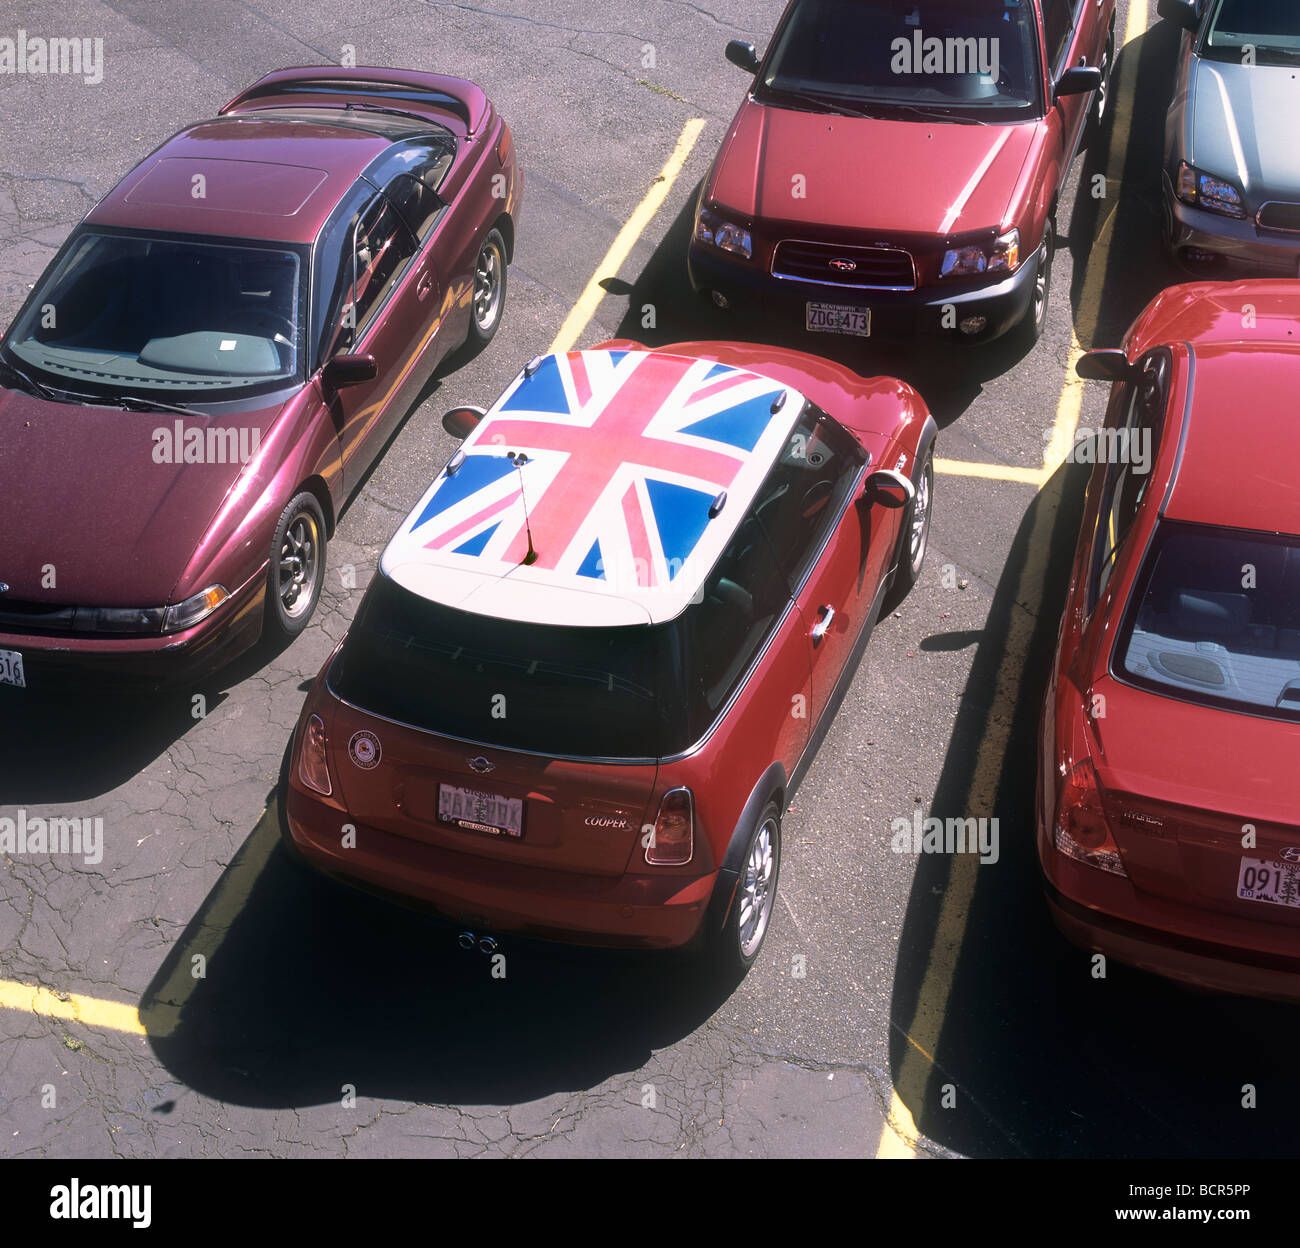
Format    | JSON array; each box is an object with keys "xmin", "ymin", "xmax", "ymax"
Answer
[
  {"xmin": 711, "ymin": 290, "xmax": 731, "ymax": 309},
  {"xmin": 958, "ymin": 315, "xmax": 988, "ymax": 336}
]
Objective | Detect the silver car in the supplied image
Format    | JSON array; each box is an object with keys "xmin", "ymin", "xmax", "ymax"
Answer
[{"xmin": 1159, "ymin": 0, "xmax": 1300, "ymax": 277}]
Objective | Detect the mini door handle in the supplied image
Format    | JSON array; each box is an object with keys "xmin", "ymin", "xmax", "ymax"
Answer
[
  {"xmin": 416, "ymin": 268, "xmax": 434, "ymax": 300},
  {"xmin": 811, "ymin": 605, "xmax": 835, "ymax": 644}
]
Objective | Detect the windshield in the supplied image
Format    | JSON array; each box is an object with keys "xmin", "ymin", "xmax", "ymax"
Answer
[
  {"xmin": 1203, "ymin": 0, "xmax": 1300, "ymax": 63},
  {"xmin": 331, "ymin": 577, "xmax": 685, "ymax": 760},
  {"xmin": 4, "ymin": 229, "xmax": 306, "ymax": 399},
  {"xmin": 1116, "ymin": 522, "xmax": 1300, "ymax": 721},
  {"xmin": 758, "ymin": 0, "xmax": 1042, "ymax": 119}
]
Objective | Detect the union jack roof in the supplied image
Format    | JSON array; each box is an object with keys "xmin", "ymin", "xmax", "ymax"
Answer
[{"xmin": 380, "ymin": 349, "xmax": 805, "ymax": 626}]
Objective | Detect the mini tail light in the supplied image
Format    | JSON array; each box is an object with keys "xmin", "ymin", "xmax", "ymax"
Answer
[
  {"xmin": 298, "ymin": 714, "xmax": 332, "ymax": 796},
  {"xmin": 646, "ymin": 787, "xmax": 693, "ymax": 866},
  {"xmin": 1054, "ymin": 758, "xmax": 1126, "ymax": 876}
]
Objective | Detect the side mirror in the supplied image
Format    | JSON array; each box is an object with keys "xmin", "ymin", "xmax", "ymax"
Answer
[
  {"xmin": 1054, "ymin": 66, "xmax": 1103, "ymax": 100},
  {"xmin": 865, "ymin": 469, "xmax": 914, "ymax": 509},
  {"xmin": 725, "ymin": 40, "xmax": 761, "ymax": 74},
  {"xmin": 1157, "ymin": 0, "xmax": 1199, "ymax": 33},
  {"xmin": 1075, "ymin": 349, "xmax": 1138, "ymax": 382},
  {"xmin": 442, "ymin": 405, "xmax": 486, "ymax": 439},
  {"xmin": 321, "ymin": 352, "xmax": 377, "ymax": 391}
]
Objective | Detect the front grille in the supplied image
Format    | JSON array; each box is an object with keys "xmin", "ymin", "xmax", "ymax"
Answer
[
  {"xmin": 1257, "ymin": 202, "xmax": 1300, "ymax": 234},
  {"xmin": 771, "ymin": 240, "xmax": 917, "ymax": 291},
  {"xmin": 0, "ymin": 600, "xmax": 78, "ymax": 633}
]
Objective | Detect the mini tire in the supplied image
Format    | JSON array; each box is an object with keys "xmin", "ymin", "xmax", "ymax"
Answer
[
  {"xmin": 711, "ymin": 802, "xmax": 782, "ymax": 980},
  {"xmin": 467, "ymin": 227, "xmax": 508, "ymax": 347},
  {"xmin": 266, "ymin": 491, "xmax": 326, "ymax": 643},
  {"xmin": 883, "ymin": 445, "xmax": 934, "ymax": 613}
]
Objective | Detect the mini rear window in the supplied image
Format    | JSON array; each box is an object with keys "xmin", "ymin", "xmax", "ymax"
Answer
[{"xmin": 1116, "ymin": 522, "xmax": 1300, "ymax": 721}]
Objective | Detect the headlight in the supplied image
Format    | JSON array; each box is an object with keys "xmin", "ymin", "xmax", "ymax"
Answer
[
  {"xmin": 694, "ymin": 206, "xmax": 753, "ymax": 259},
  {"xmin": 163, "ymin": 585, "xmax": 229, "ymax": 632},
  {"xmin": 79, "ymin": 606, "xmax": 168, "ymax": 633},
  {"xmin": 940, "ymin": 228, "xmax": 1021, "ymax": 278},
  {"xmin": 1175, "ymin": 161, "xmax": 1246, "ymax": 218}
]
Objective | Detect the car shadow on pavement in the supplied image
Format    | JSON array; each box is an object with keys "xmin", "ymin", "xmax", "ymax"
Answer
[{"xmin": 137, "ymin": 796, "xmax": 728, "ymax": 1108}]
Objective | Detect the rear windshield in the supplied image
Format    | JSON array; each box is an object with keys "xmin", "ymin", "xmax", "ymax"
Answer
[
  {"xmin": 759, "ymin": 0, "xmax": 1042, "ymax": 120},
  {"xmin": 331, "ymin": 577, "xmax": 684, "ymax": 759},
  {"xmin": 1115, "ymin": 522, "xmax": 1300, "ymax": 721}
]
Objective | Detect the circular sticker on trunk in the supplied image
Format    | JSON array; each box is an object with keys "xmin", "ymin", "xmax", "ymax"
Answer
[{"xmin": 348, "ymin": 730, "xmax": 382, "ymax": 769}]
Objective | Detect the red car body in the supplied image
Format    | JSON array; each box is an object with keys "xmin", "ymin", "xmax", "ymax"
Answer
[
  {"xmin": 689, "ymin": 0, "xmax": 1116, "ymax": 343},
  {"xmin": 283, "ymin": 340, "xmax": 936, "ymax": 967},
  {"xmin": 0, "ymin": 66, "xmax": 520, "ymax": 689},
  {"xmin": 1039, "ymin": 280, "xmax": 1300, "ymax": 1001}
]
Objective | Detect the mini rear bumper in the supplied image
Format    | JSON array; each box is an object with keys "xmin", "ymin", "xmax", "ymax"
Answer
[
  {"xmin": 687, "ymin": 237, "xmax": 1041, "ymax": 342},
  {"xmin": 285, "ymin": 780, "xmax": 717, "ymax": 951}
]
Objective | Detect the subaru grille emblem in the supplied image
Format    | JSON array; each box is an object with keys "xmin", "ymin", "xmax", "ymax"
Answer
[{"xmin": 829, "ymin": 258, "xmax": 857, "ymax": 272}]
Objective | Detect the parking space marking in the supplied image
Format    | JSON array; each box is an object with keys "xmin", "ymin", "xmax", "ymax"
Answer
[
  {"xmin": 936, "ymin": 457, "xmax": 1046, "ymax": 486},
  {"xmin": 0, "ymin": 979, "xmax": 145, "ymax": 1036},
  {"xmin": 549, "ymin": 118, "xmax": 706, "ymax": 355},
  {"xmin": 877, "ymin": 0, "xmax": 1151, "ymax": 1158}
]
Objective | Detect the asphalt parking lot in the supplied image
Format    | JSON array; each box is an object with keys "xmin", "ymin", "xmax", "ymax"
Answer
[{"xmin": 2, "ymin": 0, "xmax": 1297, "ymax": 1160}]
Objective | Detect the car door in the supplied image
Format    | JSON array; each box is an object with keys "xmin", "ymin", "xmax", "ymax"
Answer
[
  {"xmin": 1043, "ymin": 0, "xmax": 1096, "ymax": 177},
  {"xmin": 754, "ymin": 406, "xmax": 876, "ymax": 730}
]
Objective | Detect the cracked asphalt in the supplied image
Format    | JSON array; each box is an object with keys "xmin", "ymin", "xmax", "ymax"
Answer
[{"xmin": 2, "ymin": 0, "xmax": 1298, "ymax": 1161}]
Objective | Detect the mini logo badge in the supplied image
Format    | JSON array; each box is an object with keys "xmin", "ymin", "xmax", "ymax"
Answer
[
  {"xmin": 1280, "ymin": 847, "xmax": 1300, "ymax": 863},
  {"xmin": 829, "ymin": 258, "xmax": 857, "ymax": 272},
  {"xmin": 348, "ymin": 730, "xmax": 381, "ymax": 770},
  {"xmin": 468, "ymin": 756, "xmax": 495, "ymax": 775}
]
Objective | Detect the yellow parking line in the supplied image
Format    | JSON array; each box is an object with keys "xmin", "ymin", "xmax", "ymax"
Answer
[
  {"xmin": 878, "ymin": 0, "xmax": 1152, "ymax": 1158},
  {"xmin": 549, "ymin": 118, "xmax": 706, "ymax": 355},
  {"xmin": 0, "ymin": 979, "xmax": 146, "ymax": 1036},
  {"xmin": 936, "ymin": 457, "xmax": 1046, "ymax": 485}
]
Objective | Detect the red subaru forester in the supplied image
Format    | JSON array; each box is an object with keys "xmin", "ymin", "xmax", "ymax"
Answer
[{"xmin": 282, "ymin": 340, "xmax": 936, "ymax": 976}]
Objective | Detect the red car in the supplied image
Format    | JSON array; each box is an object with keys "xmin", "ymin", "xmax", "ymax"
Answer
[
  {"xmin": 0, "ymin": 66, "xmax": 520, "ymax": 690},
  {"xmin": 1039, "ymin": 280, "xmax": 1300, "ymax": 1001},
  {"xmin": 689, "ymin": 0, "xmax": 1115, "ymax": 345},
  {"xmin": 282, "ymin": 341, "xmax": 937, "ymax": 976}
]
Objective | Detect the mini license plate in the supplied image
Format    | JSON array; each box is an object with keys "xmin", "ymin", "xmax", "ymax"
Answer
[
  {"xmin": 806, "ymin": 301, "xmax": 871, "ymax": 337},
  {"xmin": 438, "ymin": 784, "xmax": 524, "ymax": 839},
  {"xmin": 1236, "ymin": 856, "xmax": 1300, "ymax": 909},
  {"xmin": 0, "ymin": 649, "xmax": 26, "ymax": 689}
]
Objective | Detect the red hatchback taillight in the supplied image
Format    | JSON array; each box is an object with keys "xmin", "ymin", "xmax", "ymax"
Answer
[
  {"xmin": 1054, "ymin": 758, "xmax": 1126, "ymax": 877},
  {"xmin": 298, "ymin": 714, "xmax": 332, "ymax": 796},
  {"xmin": 645, "ymin": 787, "xmax": 693, "ymax": 866}
]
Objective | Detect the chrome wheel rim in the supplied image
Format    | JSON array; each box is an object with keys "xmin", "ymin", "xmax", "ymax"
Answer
[
  {"xmin": 1096, "ymin": 41, "xmax": 1113, "ymax": 123},
  {"xmin": 738, "ymin": 818, "xmax": 778, "ymax": 958},
  {"xmin": 278, "ymin": 512, "xmax": 320, "ymax": 619},
  {"xmin": 473, "ymin": 239, "xmax": 503, "ymax": 332},
  {"xmin": 1033, "ymin": 225, "xmax": 1052, "ymax": 330},
  {"xmin": 910, "ymin": 464, "xmax": 931, "ymax": 570}
]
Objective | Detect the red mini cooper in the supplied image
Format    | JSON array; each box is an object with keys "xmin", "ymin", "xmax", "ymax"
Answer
[
  {"xmin": 1039, "ymin": 280, "xmax": 1300, "ymax": 1002},
  {"xmin": 689, "ymin": 0, "xmax": 1115, "ymax": 345},
  {"xmin": 282, "ymin": 341, "xmax": 936, "ymax": 975},
  {"xmin": 0, "ymin": 66, "xmax": 519, "ymax": 689}
]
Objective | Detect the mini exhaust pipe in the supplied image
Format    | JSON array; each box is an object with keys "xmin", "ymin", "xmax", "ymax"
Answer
[
  {"xmin": 477, "ymin": 936, "xmax": 498, "ymax": 955},
  {"xmin": 457, "ymin": 931, "xmax": 476, "ymax": 950}
]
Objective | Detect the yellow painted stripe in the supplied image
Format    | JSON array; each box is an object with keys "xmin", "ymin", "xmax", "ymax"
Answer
[
  {"xmin": 0, "ymin": 979, "xmax": 146, "ymax": 1036},
  {"xmin": 878, "ymin": 0, "xmax": 1151, "ymax": 1158},
  {"xmin": 549, "ymin": 118, "xmax": 707, "ymax": 355},
  {"xmin": 936, "ymin": 457, "xmax": 1046, "ymax": 485}
]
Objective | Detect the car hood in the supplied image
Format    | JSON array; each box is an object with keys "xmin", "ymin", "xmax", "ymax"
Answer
[
  {"xmin": 1190, "ymin": 59, "xmax": 1300, "ymax": 199},
  {"xmin": 708, "ymin": 101, "xmax": 1034, "ymax": 235},
  {"xmin": 0, "ymin": 387, "xmax": 283, "ymax": 605}
]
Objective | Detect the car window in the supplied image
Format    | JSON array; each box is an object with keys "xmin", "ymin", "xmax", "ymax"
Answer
[
  {"xmin": 680, "ymin": 512, "xmax": 793, "ymax": 741},
  {"xmin": 1041, "ymin": 0, "xmax": 1075, "ymax": 71},
  {"xmin": 753, "ymin": 405, "xmax": 868, "ymax": 591},
  {"xmin": 1202, "ymin": 0, "xmax": 1300, "ymax": 63},
  {"xmin": 386, "ymin": 172, "xmax": 443, "ymax": 242},
  {"xmin": 1117, "ymin": 523, "xmax": 1300, "ymax": 721}
]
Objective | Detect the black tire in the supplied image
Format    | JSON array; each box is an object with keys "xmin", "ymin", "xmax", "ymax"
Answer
[
  {"xmin": 265, "ymin": 491, "xmax": 326, "ymax": 643},
  {"xmin": 709, "ymin": 802, "xmax": 782, "ymax": 981},
  {"xmin": 1014, "ymin": 216, "xmax": 1054, "ymax": 349},
  {"xmin": 1086, "ymin": 27, "xmax": 1116, "ymax": 147},
  {"xmin": 467, "ymin": 227, "xmax": 508, "ymax": 347},
  {"xmin": 883, "ymin": 446, "xmax": 934, "ymax": 614}
]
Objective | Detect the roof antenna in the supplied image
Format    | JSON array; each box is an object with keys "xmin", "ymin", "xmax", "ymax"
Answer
[{"xmin": 507, "ymin": 451, "xmax": 538, "ymax": 565}]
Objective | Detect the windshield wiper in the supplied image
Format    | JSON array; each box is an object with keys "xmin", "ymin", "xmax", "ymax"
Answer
[
  {"xmin": 759, "ymin": 86, "xmax": 870, "ymax": 119},
  {"xmin": 0, "ymin": 355, "xmax": 60, "ymax": 401},
  {"xmin": 107, "ymin": 392, "xmax": 204, "ymax": 417}
]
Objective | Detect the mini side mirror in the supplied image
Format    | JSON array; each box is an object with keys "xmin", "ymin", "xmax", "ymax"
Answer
[
  {"xmin": 321, "ymin": 353, "xmax": 377, "ymax": 391},
  {"xmin": 1157, "ymin": 0, "xmax": 1199, "ymax": 33},
  {"xmin": 1075, "ymin": 349, "xmax": 1138, "ymax": 383},
  {"xmin": 865, "ymin": 469, "xmax": 914, "ymax": 509},
  {"xmin": 1054, "ymin": 66, "xmax": 1103, "ymax": 100},
  {"xmin": 442, "ymin": 405, "xmax": 486, "ymax": 439},
  {"xmin": 725, "ymin": 40, "xmax": 761, "ymax": 74}
]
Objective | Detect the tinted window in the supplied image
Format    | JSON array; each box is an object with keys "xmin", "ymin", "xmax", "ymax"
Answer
[
  {"xmin": 1117, "ymin": 524, "xmax": 1300, "ymax": 720},
  {"xmin": 1041, "ymin": 0, "xmax": 1074, "ymax": 69},
  {"xmin": 331, "ymin": 578, "xmax": 683, "ymax": 759},
  {"xmin": 753, "ymin": 405, "xmax": 868, "ymax": 590},
  {"xmin": 387, "ymin": 172, "xmax": 443, "ymax": 241}
]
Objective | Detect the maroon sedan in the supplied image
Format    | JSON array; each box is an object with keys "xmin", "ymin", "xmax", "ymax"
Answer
[{"xmin": 0, "ymin": 66, "xmax": 520, "ymax": 690}]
